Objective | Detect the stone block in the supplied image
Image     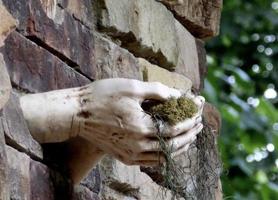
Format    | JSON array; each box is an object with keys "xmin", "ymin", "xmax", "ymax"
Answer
[
  {"xmin": 139, "ymin": 58, "xmax": 192, "ymax": 92},
  {"xmin": 195, "ymin": 39, "xmax": 207, "ymax": 90},
  {"xmin": 30, "ymin": 160, "xmax": 55, "ymax": 200},
  {"xmin": 0, "ymin": 54, "xmax": 11, "ymax": 110},
  {"xmin": 0, "ymin": 3, "xmax": 16, "ymax": 46},
  {"xmin": 0, "ymin": 116, "xmax": 9, "ymax": 200},
  {"xmin": 6, "ymin": 145, "xmax": 55, "ymax": 200},
  {"xmin": 56, "ymin": 0, "xmax": 95, "ymax": 29},
  {"xmin": 0, "ymin": 3, "xmax": 15, "ymax": 110},
  {"xmin": 96, "ymin": 0, "xmax": 201, "ymax": 89},
  {"xmin": 203, "ymin": 103, "xmax": 221, "ymax": 135},
  {"xmin": 174, "ymin": 20, "xmax": 201, "ymax": 90},
  {"xmin": 1, "ymin": 31, "xmax": 90, "ymax": 93},
  {"xmin": 1, "ymin": 91, "xmax": 43, "ymax": 159},
  {"xmin": 6, "ymin": 145, "xmax": 31, "ymax": 200},
  {"xmin": 100, "ymin": 156, "xmax": 173, "ymax": 200},
  {"xmin": 157, "ymin": 0, "xmax": 222, "ymax": 38},
  {"xmin": 94, "ymin": 35, "xmax": 142, "ymax": 80},
  {"xmin": 2, "ymin": 0, "xmax": 95, "ymax": 78}
]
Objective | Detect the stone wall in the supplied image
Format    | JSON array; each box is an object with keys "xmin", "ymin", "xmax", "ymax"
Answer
[{"xmin": 0, "ymin": 0, "xmax": 222, "ymax": 199}]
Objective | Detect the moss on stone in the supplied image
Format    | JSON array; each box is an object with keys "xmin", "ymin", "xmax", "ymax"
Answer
[{"xmin": 149, "ymin": 97, "xmax": 198, "ymax": 125}]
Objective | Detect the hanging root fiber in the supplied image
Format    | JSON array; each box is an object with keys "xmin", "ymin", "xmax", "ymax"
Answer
[{"xmin": 142, "ymin": 96, "xmax": 222, "ymax": 200}]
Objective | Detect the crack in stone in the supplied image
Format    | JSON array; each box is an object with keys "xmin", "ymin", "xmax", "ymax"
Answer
[{"xmin": 22, "ymin": 34, "xmax": 93, "ymax": 82}]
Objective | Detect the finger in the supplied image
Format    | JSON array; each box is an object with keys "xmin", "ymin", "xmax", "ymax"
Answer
[
  {"xmin": 166, "ymin": 123, "xmax": 203, "ymax": 152},
  {"xmin": 132, "ymin": 152, "xmax": 166, "ymax": 163},
  {"xmin": 127, "ymin": 110, "xmax": 158, "ymax": 138},
  {"xmin": 161, "ymin": 116, "xmax": 202, "ymax": 137},
  {"xmin": 171, "ymin": 136, "xmax": 196, "ymax": 158},
  {"xmin": 138, "ymin": 123, "xmax": 203, "ymax": 152},
  {"xmin": 130, "ymin": 82, "xmax": 181, "ymax": 101}
]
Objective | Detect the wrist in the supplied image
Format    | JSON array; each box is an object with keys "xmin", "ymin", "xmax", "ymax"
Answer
[{"xmin": 20, "ymin": 87, "xmax": 82, "ymax": 143}]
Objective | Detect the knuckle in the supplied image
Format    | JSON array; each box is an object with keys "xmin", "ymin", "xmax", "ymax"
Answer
[
  {"xmin": 134, "ymin": 141, "xmax": 145, "ymax": 152},
  {"xmin": 130, "ymin": 152, "xmax": 139, "ymax": 160},
  {"xmin": 137, "ymin": 125, "xmax": 153, "ymax": 135},
  {"xmin": 168, "ymin": 126, "xmax": 179, "ymax": 136}
]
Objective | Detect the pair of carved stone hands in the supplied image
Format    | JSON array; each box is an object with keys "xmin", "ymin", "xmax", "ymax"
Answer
[{"xmin": 20, "ymin": 78, "xmax": 204, "ymax": 183}]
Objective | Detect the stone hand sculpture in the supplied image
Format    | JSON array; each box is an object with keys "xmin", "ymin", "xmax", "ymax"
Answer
[{"xmin": 20, "ymin": 78, "xmax": 205, "ymax": 183}]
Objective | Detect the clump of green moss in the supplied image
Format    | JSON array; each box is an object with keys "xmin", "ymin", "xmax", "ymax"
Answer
[{"xmin": 148, "ymin": 97, "xmax": 198, "ymax": 125}]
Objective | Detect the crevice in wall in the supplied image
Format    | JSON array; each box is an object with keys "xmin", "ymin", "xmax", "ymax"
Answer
[
  {"xmin": 4, "ymin": 136, "xmax": 42, "ymax": 163},
  {"xmin": 25, "ymin": 35, "xmax": 78, "ymax": 69},
  {"xmin": 11, "ymin": 82, "xmax": 32, "ymax": 94},
  {"xmin": 97, "ymin": 27, "xmax": 176, "ymax": 72},
  {"xmin": 107, "ymin": 179, "xmax": 140, "ymax": 199}
]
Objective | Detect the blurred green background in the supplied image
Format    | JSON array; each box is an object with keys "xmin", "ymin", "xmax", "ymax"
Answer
[{"xmin": 203, "ymin": 0, "xmax": 278, "ymax": 199}]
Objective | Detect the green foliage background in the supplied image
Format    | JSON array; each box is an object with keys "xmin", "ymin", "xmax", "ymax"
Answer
[{"xmin": 203, "ymin": 0, "xmax": 278, "ymax": 199}]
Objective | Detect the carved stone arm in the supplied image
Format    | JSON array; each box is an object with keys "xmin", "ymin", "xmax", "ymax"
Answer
[
  {"xmin": 20, "ymin": 87, "xmax": 82, "ymax": 143},
  {"xmin": 20, "ymin": 78, "xmax": 205, "ymax": 184}
]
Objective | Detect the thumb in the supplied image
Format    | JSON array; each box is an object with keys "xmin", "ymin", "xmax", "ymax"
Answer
[{"xmin": 135, "ymin": 82, "xmax": 181, "ymax": 101}]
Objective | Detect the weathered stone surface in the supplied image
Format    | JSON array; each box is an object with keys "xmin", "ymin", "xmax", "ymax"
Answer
[
  {"xmin": 0, "ymin": 115, "xmax": 9, "ymax": 200},
  {"xmin": 139, "ymin": 58, "xmax": 192, "ymax": 91},
  {"xmin": 97, "ymin": 0, "xmax": 201, "ymax": 89},
  {"xmin": 0, "ymin": 54, "xmax": 11, "ymax": 110},
  {"xmin": 94, "ymin": 35, "xmax": 142, "ymax": 80},
  {"xmin": 101, "ymin": 186, "xmax": 137, "ymax": 200},
  {"xmin": 203, "ymin": 103, "xmax": 221, "ymax": 135},
  {"xmin": 6, "ymin": 145, "xmax": 55, "ymax": 200},
  {"xmin": 195, "ymin": 39, "xmax": 207, "ymax": 91},
  {"xmin": 97, "ymin": 0, "xmax": 177, "ymax": 69},
  {"xmin": 157, "ymin": 0, "xmax": 222, "ymax": 38},
  {"xmin": 0, "ymin": 3, "xmax": 16, "ymax": 46},
  {"xmin": 2, "ymin": 0, "xmax": 95, "ymax": 78},
  {"xmin": 174, "ymin": 20, "xmax": 201, "ymax": 90},
  {"xmin": 1, "ymin": 91, "xmax": 43, "ymax": 159},
  {"xmin": 0, "ymin": 3, "xmax": 15, "ymax": 110},
  {"xmin": 1, "ymin": 31, "xmax": 90, "ymax": 93},
  {"xmin": 6, "ymin": 145, "xmax": 31, "ymax": 200},
  {"xmin": 100, "ymin": 156, "xmax": 173, "ymax": 200},
  {"xmin": 72, "ymin": 185, "xmax": 100, "ymax": 200},
  {"xmin": 80, "ymin": 165, "xmax": 101, "ymax": 194},
  {"xmin": 56, "ymin": 0, "xmax": 95, "ymax": 29},
  {"xmin": 30, "ymin": 160, "xmax": 55, "ymax": 200}
]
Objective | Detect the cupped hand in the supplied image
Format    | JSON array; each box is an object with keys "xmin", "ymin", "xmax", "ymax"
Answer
[{"xmin": 77, "ymin": 78, "xmax": 205, "ymax": 166}]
